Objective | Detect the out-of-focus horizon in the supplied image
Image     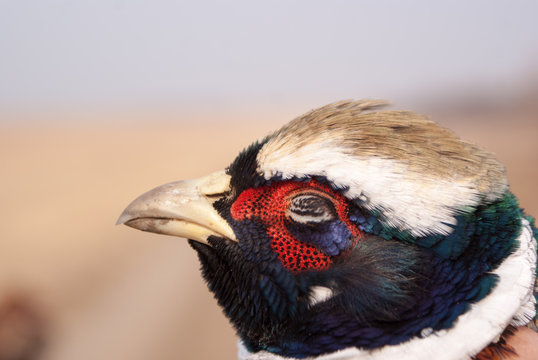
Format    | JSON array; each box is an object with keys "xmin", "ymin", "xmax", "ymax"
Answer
[{"xmin": 1, "ymin": 2, "xmax": 537, "ymax": 360}]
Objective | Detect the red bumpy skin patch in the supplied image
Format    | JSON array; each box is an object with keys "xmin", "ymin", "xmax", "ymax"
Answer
[{"xmin": 230, "ymin": 180, "xmax": 361, "ymax": 273}]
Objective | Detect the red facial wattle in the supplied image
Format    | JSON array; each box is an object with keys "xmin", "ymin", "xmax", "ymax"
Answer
[{"xmin": 230, "ymin": 180, "xmax": 362, "ymax": 273}]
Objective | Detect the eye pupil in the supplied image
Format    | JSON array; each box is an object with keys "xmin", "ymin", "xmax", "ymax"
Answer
[{"xmin": 287, "ymin": 193, "xmax": 336, "ymax": 224}]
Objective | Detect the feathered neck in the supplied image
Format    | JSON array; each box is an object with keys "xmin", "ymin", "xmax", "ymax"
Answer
[{"xmin": 237, "ymin": 218, "xmax": 536, "ymax": 360}]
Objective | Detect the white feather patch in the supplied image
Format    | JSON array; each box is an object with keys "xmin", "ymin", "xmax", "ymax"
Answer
[
  {"xmin": 257, "ymin": 141, "xmax": 480, "ymax": 236},
  {"xmin": 237, "ymin": 218, "xmax": 537, "ymax": 360},
  {"xmin": 309, "ymin": 286, "xmax": 334, "ymax": 307}
]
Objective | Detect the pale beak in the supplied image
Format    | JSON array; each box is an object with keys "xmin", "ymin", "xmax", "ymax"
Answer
[{"xmin": 117, "ymin": 170, "xmax": 237, "ymax": 244}]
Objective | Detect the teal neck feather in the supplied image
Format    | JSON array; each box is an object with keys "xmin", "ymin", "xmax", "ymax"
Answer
[{"xmin": 357, "ymin": 191, "xmax": 522, "ymax": 263}]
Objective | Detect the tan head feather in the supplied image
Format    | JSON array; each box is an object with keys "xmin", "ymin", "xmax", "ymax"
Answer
[{"xmin": 257, "ymin": 100, "xmax": 508, "ymax": 236}]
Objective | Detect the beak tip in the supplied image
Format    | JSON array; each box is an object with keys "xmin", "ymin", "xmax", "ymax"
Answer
[
  {"xmin": 116, "ymin": 211, "xmax": 131, "ymax": 226},
  {"xmin": 115, "ymin": 171, "xmax": 235, "ymax": 242}
]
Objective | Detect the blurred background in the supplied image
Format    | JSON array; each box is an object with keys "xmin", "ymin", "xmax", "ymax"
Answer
[{"xmin": 1, "ymin": 1, "xmax": 537, "ymax": 359}]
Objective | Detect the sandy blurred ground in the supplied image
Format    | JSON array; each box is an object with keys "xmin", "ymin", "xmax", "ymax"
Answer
[{"xmin": 0, "ymin": 102, "xmax": 536, "ymax": 360}]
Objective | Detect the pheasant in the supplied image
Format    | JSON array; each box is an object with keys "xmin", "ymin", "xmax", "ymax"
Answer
[{"xmin": 118, "ymin": 100, "xmax": 537, "ymax": 359}]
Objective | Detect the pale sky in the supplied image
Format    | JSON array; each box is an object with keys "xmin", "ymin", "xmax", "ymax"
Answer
[{"xmin": 1, "ymin": 0, "xmax": 538, "ymax": 112}]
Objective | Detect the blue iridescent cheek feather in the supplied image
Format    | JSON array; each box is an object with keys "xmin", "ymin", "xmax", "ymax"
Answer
[{"xmin": 286, "ymin": 220, "xmax": 353, "ymax": 256}]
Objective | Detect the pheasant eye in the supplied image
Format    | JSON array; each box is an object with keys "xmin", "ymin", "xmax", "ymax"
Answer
[{"xmin": 286, "ymin": 193, "xmax": 336, "ymax": 224}]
